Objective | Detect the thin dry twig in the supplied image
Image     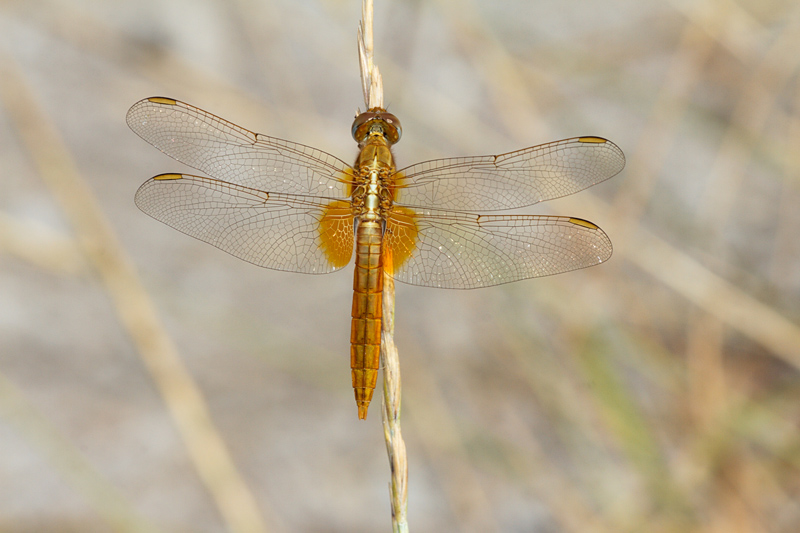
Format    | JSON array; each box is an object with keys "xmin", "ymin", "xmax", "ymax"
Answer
[
  {"xmin": 381, "ymin": 258, "xmax": 409, "ymax": 532},
  {"xmin": 358, "ymin": 0, "xmax": 383, "ymax": 110},
  {"xmin": 358, "ymin": 1, "xmax": 408, "ymax": 530}
]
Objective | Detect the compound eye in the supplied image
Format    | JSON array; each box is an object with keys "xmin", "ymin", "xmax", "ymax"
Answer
[
  {"xmin": 380, "ymin": 113, "xmax": 402, "ymax": 144},
  {"xmin": 351, "ymin": 110, "xmax": 402, "ymax": 144},
  {"xmin": 351, "ymin": 111, "xmax": 379, "ymax": 142}
]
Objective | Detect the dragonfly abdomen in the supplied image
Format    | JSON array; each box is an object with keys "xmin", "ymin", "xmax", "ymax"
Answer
[{"xmin": 350, "ymin": 220, "xmax": 383, "ymax": 419}]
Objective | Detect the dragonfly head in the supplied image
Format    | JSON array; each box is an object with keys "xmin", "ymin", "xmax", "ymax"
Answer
[{"xmin": 352, "ymin": 109, "xmax": 402, "ymax": 146}]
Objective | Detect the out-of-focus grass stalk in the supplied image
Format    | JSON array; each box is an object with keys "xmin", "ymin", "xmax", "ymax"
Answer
[
  {"xmin": 0, "ymin": 211, "xmax": 84, "ymax": 274},
  {"xmin": 0, "ymin": 51, "xmax": 275, "ymax": 533},
  {"xmin": 358, "ymin": 1, "xmax": 409, "ymax": 531}
]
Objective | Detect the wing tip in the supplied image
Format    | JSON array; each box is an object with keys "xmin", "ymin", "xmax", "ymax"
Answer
[
  {"xmin": 577, "ymin": 136, "xmax": 626, "ymax": 174},
  {"xmin": 127, "ymin": 97, "xmax": 179, "ymax": 133},
  {"xmin": 568, "ymin": 217, "xmax": 613, "ymax": 263}
]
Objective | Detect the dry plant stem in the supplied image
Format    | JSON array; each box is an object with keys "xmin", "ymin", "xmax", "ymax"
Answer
[
  {"xmin": 358, "ymin": 0, "xmax": 383, "ymax": 109},
  {"xmin": 359, "ymin": 0, "xmax": 408, "ymax": 530},
  {"xmin": 381, "ymin": 266, "xmax": 409, "ymax": 533}
]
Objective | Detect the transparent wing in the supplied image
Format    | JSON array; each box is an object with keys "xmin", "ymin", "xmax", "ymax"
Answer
[
  {"xmin": 127, "ymin": 97, "xmax": 353, "ymax": 198},
  {"xmin": 394, "ymin": 137, "xmax": 624, "ymax": 212},
  {"xmin": 135, "ymin": 173, "xmax": 354, "ymax": 274},
  {"xmin": 385, "ymin": 208, "xmax": 612, "ymax": 289}
]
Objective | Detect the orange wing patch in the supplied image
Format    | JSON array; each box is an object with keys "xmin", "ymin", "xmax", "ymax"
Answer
[
  {"xmin": 319, "ymin": 200, "xmax": 355, "ymax": 268},
  {"xmin": 384, "ymin": 206, "xmax": 419, "ymax": 273}
]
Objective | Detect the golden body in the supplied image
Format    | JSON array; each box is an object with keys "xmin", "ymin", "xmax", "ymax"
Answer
[{"xmin": 348, "ymin": 114, "xmax": 402, "ymax": 419}]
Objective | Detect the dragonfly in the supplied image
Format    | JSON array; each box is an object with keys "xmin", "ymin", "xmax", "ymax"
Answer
[{"xmin": 127, "ymin": 97, "xmax": 625, "ymax": 420}]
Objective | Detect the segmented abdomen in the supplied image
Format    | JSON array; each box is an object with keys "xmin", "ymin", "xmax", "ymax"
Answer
[{"xmin": 350, "ymin": 220, "xmax": 383, "ymax": 419}]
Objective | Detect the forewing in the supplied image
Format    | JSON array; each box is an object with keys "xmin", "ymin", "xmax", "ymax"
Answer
[
  {"xmin": 394, "ymin": 137, "xmax": 624, "ymax": 211},
  {"xmin": 127, "ymin": 97, "xmax": 353, "ymax": 197},
  {"xmin": 385, "ymin": 208, "xmax": 612, "ymax": 289},
  {"xmin": 135, "ymin": 173, "xmax": 354, "ymax": 273}
]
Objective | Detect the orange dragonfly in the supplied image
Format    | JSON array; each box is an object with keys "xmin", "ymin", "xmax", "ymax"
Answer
[{"xmin": 128, "ymin": 97, "xmax": 625, "ymax": 419}]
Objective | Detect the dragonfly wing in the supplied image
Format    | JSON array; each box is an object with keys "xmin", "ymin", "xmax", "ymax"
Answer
[
  {"xmin": 135, "ymin": 173, "xmax": 355, "ymax": 273},
  {"xmin": 127, "ymin": 97, "xmax": 353, "ymax": 197},
  {"xmin": 385, "ymin": 208, "xmax": 611, "ymax": 289},
  {"xmin": 394, "ymin": 137, "xmax": 624, "ymax": 211}
]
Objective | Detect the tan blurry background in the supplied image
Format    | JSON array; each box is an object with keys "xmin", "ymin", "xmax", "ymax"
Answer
[{"xmin": 1, "ymin": 0, "xmax": 799, "ymax": 531}]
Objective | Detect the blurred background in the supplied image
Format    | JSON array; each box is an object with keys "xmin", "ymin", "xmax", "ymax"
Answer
[{"xmin": 1, "ymin": 0, "xmax": 799, "ymax": 531}]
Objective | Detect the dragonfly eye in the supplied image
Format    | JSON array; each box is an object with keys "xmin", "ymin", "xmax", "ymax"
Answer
[{"xmin": 352, "ymin": 109, "xmax": 402, "ymax": 145}]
